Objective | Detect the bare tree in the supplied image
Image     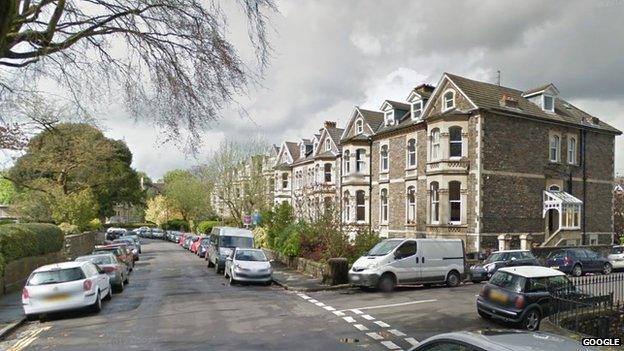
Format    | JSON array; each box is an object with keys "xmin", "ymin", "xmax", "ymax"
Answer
[{"xmin": 0, "ymin": 0, "xmax": 276, "ymax": 149}]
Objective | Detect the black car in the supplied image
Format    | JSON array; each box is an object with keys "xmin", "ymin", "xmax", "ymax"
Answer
[
  {"xmin": 470, "ymin": 250, "xmax": 540, "ymax": 282},
  {"xmin": 476, "ymin": 266, "xmax": 586, "ymax": 331},
  {"xmin": 544, "ymin": 248, "xmax": 611, "ymax": 277}
]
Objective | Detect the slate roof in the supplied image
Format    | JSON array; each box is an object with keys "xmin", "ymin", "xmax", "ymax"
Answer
[
  {"xmin": 358, "ymin": 108, "xmax": 385, "ymax": 132},
  {"xmin": 385, "ymin": 100, "xmax": 411, "ymax": 111},
  {"xmin": 327, "ymin": 127, "xmax": 345, "ymax": 145},
  {"xmin": 284, "ymin": 141, "xmax": 299, "ymax": 161},
  {"xmin": 443, "ymin": 73, "xmax": 621, "ymax": 134}
]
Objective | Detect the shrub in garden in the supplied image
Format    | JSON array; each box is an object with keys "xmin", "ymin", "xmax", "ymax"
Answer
[
  {"xmin": 253, "ymin": 227, "xmax": 268, "ymax": 248},
  {"xmin": 0, "ymin": 223, "xmax": 64, "ymax": 263},
  {"xmin": 58, "ymin": 222, "xmax": 80, "ymax": 235},
  {"xmin": 281, "ymin": 226, "xmax": 301, "ymax": 257},
  {"xmin": 349, "ymin": 228, "xmax": 381, "ymax": 263},
  {"xmin": 197, "ymin": 220, "xmax": 219, "ymax": 234},
  {"xmin": 264, "ymin": 202, "xmax": 294, "ymax": 249},
  {"xmin": 162, "ymin": 219, "xmax": 189, "ymax": 231}
]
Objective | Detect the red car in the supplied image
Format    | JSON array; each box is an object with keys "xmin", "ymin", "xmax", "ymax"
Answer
[
  {"xmin": 190, "ymin": 236, "xmax": 203, "ymax": 254},
  {"xmin": 93, "ymin": 244, "xmax": 134, "ymax": 271},
  {"xmin": 178, "ymin": 233, "xmax": 187, "ymax": 246}
]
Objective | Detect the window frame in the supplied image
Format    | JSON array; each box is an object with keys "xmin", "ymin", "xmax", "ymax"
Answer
[
  {"xmin": 356, "ymin": 190, "xmax": 366, "ymax": 222},
  {"xmin": 325, "ymin": 138, "xmax": 331, "ymax": 151},
  {"xmin": 430, "ymin": 128, "xmax": 441, "ymax": 161},
  {"xmin": 543, "ymin": 94, "xmax": 555, "ymax": 112},
  {"xmin": 406, "ymin": 138, "xmax": 417, "ymax": 168},
  {"xmin": 380, "ymin": 188, "xmax": 389, "ymax": 224},
  {"xmin": 324, "ymin": 163, "xmax": 332, "ymax": 183},
  {"xmin": 567, "ymin": 136, "xmax": 577, "ymax": 165},
  {"xmin": 343, "ymin": 191, "xmax": 351, "ymax": 222},
  {"xmin": 442, "ymin": 89, "xmax": 455, "ymax": 112},
  {"xmin": 355, "ymin": 119, "xmax": 364, "ymax": 134},
  {"xmin": 549, "ymin": 134, "xmax": 561, "ymax": 163},
  {"xmin": 380, "ymin": 144, "xmax": 389, "ymax": 172},
  {"xmin": 449, "ymin": 181, "xmax": 461, "ymax": 225},
  {"xmin": 355, "ymin": 148, "xmax": 366, "ymax": 173},
  {"xmin": 411, "ymin": 100, "xmax": 423, "ymax": 120},
  {"xmin": 384, "ymin": 109, "xmax": 394, "ymax": 126},
  {"xmin": 449, "ymin": 126, "xmax": 463, "ymax": 159},
  {"xmin": 406, "ymin": 185, "xmax": 416, "ymax": 224},
  {"xmin": 343, "ymin": 150, "xmax": 351, "ymax": 174},
  {"xmin": 430, "ymin": 182, "xmax": 440, "ymax": 224}
]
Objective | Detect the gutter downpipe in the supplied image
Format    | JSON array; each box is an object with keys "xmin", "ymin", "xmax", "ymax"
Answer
[{"xmin": 582, "ymin": 129, "xmax": 587, "ymax": 245}]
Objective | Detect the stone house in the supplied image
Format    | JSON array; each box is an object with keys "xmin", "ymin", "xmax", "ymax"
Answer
[{"xmin": 273, "ymin": 141, "xmax": 299, "ymax": 206}]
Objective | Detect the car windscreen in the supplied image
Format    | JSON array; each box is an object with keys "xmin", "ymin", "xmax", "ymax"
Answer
[
  {"xmin": 219, "ymin": 235, "xmax": 253, "ymax": 248},
  {"xmin": 547, "ymin": 250, "xmax": 566, "ymax": 259},
  {"xmin": 28, "ymin": 268, "xmax": 86, "ymax": 286},
  {"xmin": 612, "ymin": 247, "xmax": 624, "ymax": 254},
  {"xmin": 235, "ymin": 250, "xmax": 267, "ymax": 261},
  {"xmin": 77, "ymin": 256, "xmax": 113, "ymax": 265},
  {"xmin": 489, "ymin": 271, "xmax": 526, "ymax": 293},
  {"xmin": 94, "ymin": 249, "xmax": 121, "ymax": 256},
  {"xmin": 484, "ymin": 252, "xmax": 504, "ymax": 263},
  {"xmin": 367, "ymin": 240, "xmax": 403, "ymax": 256}
]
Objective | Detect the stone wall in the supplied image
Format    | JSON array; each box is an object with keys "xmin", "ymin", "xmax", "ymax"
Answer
[
  {"xmin": 263, "ymin": 248, "xmax": 327, "ymax": 279},
  {"xmin": 64, "ymin": 231, "xmax": 98, "ymax": 260}
]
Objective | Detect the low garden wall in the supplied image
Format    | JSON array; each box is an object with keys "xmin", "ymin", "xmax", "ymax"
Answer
[{"xmin": 263, "ymin": 248, "xmax": 327, "ymax": 279}]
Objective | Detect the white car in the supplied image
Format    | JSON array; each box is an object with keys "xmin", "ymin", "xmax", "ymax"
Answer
[
  {"xmin": 608, "ymin": 245, "xmax": 624, "ymax": 270},
  {"xmin": 22, "ymin": 261, "xmax": 112, "ymax": 320},
  {"xmin": 224, "ymin": 248, "xmax": 273, "ymax": 285}
]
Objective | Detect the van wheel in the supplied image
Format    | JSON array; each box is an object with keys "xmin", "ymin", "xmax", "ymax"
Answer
[
  {"xmin": 572, "ymin": 264, "xmax": 582, "ymax": 277},
  {"xmin": 521, "ymin": 308, "xmax": 541, "ymax": 331},
  {"xmin": 446, "ymin": 271, "xmax": 461, "ymax": 287},
  {"xmin": 207, "ymin": 258, "xmax": 214, "ymax": 268},
  {"xmin": 378, "ymin": 273, "xmax": 395, "ymax": 293}
]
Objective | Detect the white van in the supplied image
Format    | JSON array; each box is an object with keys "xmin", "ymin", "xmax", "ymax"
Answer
[{"xmin": 348, "ymin": 238, "xmax": 465, "ymax": 292}]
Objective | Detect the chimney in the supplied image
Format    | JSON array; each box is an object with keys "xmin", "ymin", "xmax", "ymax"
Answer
[
  {"xmin": 324, "ymin": 121, "xmax": 337, "ymax": 129},
  {"xmin": 500, "ymin": 94, "xmax": 519, "ymax": 109}
]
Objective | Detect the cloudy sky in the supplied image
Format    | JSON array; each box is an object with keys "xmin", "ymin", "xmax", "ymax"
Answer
[{"xmin": 95, "ymin": 0, "xmax": 624, "ymax": 180}]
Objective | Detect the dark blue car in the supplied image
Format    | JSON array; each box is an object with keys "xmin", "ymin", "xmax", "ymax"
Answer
[{"xmin": 544, "ymin": 248, "xmax": 611, "ymax": 277}]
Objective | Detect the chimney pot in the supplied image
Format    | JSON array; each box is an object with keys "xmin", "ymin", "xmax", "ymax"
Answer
[{"xmin": 324, "ymin": 121, "xmax": 337, "ymax": 128}]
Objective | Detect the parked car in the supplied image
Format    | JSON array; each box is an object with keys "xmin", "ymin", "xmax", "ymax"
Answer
[
  {"xmin": 151, "ymin": 228, "xmax": 165, "ymax": 239},
  {"xmin": 178, "ymin": 233, "xmax": 187, "ymax": 246},
  {"xmin": 470, "ymin": 250, "xmax": 540, "ymax": 283},
  {"xmin": 94, "ymin": 244, "xmax": 134, "ymax": 271},
  {"xmin": 348, "ymin": 238, "xmax": 465, "ymax": 292},
  {"xmin": 407, "ymin": 330, "xmax": 599, "ymax": 351},
  {"xmin": 608, "ymin": 245, "xmax": 624, "ymax": 271},
  {"xmin": 190, "ymin": 236, "xmax": 203, "ymax": 254},
  {"xmin": 198, "ymin": 238, "xmax": 211, "ymax": 258},
  {"xmin": 122, "ymin": 234, "xmax": 142, "ymax": 254},
  {"xmin": 112, "ymin": 238, "xmax": 139, "ymax": 261},
  {"xmin": 105, "ymin": 227, "xmax": 128, "ymax": 241},
  {"xmin": 224, "ymin": 248, "xmax": 273, "ymax": 285},
  {"xmin": 207, "ymin": 227, "xmax": 255, "ymax": 274},
  {"xmin": 183, "ymin": 235, "xmax": 195, "ymax": 250},
  {"xmin": 22, "ymin": 261, "xmax": 112, "ymax": 320},
  {"xmin": 75, "ymin": 253, "xmax": 129, "ymax": 291},
  {"xmin": 544, "ymin": 248, "xmax": 611, "ymax": 277},
  {"xmin": 476, "ymin": 266, "xmax": 584, "ymax": 330}
]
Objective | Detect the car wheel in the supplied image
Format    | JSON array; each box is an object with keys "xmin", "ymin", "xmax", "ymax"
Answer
[
  {"xmin": 124, "ymin": 275, "xmax": 129, "ymax": 285},
  {"xmin": 446, "ymin": 271, "xmax": 461, "ymax": 287},
  {"xmin": 603, "ymin": 262, "xmax": 613, "ymax": 275},
  {"xmin": 92, "ymin": 292, "xmax": 102, "ymax": 313},
  {"xmin": 118, "ymin": 280, "xmax": 125, "ymax": 292},
  {"xmin": 378, "ymin": 273, "xmax": 395, "ymax": 293},
  {"xmin": 572, "ymin": 264, "xmax": 582, "ymax": 277},
  {"xmin": 104, "ymin": 285, "xmax": 112, "ymax": 301},
  {"xmin": 229, "ymin": 273, "xmax": 236, "ymax": 285},
  {"xmin": 207, "ymin": 258, "xmax": 214, "ymax": 267},
  {"xmin": 214, "ymin": 261, "xmax": 221, "ymax": 274},
  {"xmin": 25, "ymin": 314, "xmax": 38, "ymax": 322},
  {"xmin": 477, "ymin": 309, "xmax": 491, "ymax": 320},
  {"xmin": 521, "ymin": 308, "xmax": 541, "ymax": 331}
]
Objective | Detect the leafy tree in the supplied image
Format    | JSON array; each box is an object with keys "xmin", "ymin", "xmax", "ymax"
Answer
[
  {"xmin": 1, "ymin": 0, "xmax": 276, "ymax": 148},
  {"xmin": 144, "ymin": 195, "xmax": 181, "ymax": 227},
  {"xmin": 7, "ymin": 123, "xmax": 143, "ymax": 220},
  {"xmin": 0, "ymin": 176, "xmax": 16, "ymax": 204},
  {"xmin": 163, "ymin": 170, "xmax": 209, "ymax": 222},
  {"xmin": 50, "ymin": 188, "xmax": 99, "ymax": 231}
]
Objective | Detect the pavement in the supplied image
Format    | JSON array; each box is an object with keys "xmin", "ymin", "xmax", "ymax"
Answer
[
  {"xmin": 271, "ymin": 264, "xmax": 349, "ymax": 292},
  {"xmin": 0, "ymin": 291, "xmax": 26, "ymax": 340}
]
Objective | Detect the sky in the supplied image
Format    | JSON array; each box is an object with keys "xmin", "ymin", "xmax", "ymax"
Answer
[{"xmin": 80, "ymin": 1, "xmax": 624, "ymax": 180}]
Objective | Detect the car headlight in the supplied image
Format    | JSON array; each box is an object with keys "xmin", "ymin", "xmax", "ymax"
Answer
[{"xmin": 484, "ymin": 263, "xmax": 495, "ymax": 272}]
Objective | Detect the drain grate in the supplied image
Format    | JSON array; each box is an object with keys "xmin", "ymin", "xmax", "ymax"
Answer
[{"xmin": 340, "ymin": 338, "xmax": 359, "ymax": 344}]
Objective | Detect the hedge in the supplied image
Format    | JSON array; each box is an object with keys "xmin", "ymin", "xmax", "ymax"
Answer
[
  {"xmin": 0, "ymin": 223, "xmax": 64, "ymax": 264},
  {"xmin": 103, "ymin": 222, "xmax": 156, "ymax": 229},
  {"xmin": 197, "ymin": 220, "xmax": 219, "ymax": 234},
  {"xmin": 162, "ymin": 219, "xmax": 189, "ymax": 231}
]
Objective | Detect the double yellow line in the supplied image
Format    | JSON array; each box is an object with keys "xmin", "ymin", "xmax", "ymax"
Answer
[{"xmin": 7, "ymin": 325, "xmax": 51, "ymax": 351}]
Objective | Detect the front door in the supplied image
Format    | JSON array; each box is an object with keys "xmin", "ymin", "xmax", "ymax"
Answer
[{"xmin": 389, "ymin": 241, "xmax": 419, "ymax": 283}]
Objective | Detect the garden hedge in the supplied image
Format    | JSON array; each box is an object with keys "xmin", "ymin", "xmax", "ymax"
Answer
[
  {"xmin": 0, "ymin": 223, "xmax": 64, "ymax": 264},
  {"xmin": 197, "ymin": 220, "xmax": 219, "ymax": 234}
]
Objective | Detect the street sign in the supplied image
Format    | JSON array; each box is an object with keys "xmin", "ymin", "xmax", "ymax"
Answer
[
  {"xmin": 243, "ymin": 214, "xmax": 252, "ymax": 225},
  {"xmin": 252, "ymin": 212, "xmax": 261, "ymax": 225}
]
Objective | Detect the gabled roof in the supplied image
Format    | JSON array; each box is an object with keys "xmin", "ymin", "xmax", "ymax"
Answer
[
  {"xmin": 285, "ymin": 141, "xmax": 300, "ymax": 161},
  {"xmin": 381, "ymin": 100, "xmax": 411, "ymax": 112},
  {"xmin": 314, "ymin": 125, "xmax": 344, "ymax": 157},
  {"xmin": 426, "ymin": 73, "xmax": 621, "ymax": 134},
  {"xmin": 359, "ymin": 108, "xmax": 385, "ymax": 131},
  {"xmin": 522, "ymin": 83, "xmax": 559, "ymax": 97}
]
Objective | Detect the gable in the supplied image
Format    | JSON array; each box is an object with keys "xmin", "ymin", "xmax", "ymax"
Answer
[
  {"xmin": 422, "ymin": 75, "xmax": 477, "ymax": 118},
  {"xmin": 342, "ymin": 108, "xmax": 376, "ymax": 140}
]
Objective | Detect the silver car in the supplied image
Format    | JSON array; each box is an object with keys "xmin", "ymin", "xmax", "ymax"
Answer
[
  {"xmin": 224, "ymin": 248, "xmax": 273, "ymax": 285},
  {"xmin": 76, "ymin": 254, "xmax": 129, "ymax": 291},
  {"xmin": 22, "ymin": 261, "xmax": 112, "ymax": 320},
  {"xmin": 408, "ymin": 330, "xmax": 598, "ymax": 351}
]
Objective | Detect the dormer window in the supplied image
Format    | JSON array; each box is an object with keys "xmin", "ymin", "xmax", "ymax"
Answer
[
  {"xmin": 384, "ymin": 110, "xmax": 394, "ymax": 126},
  {"xmin": 313, "ymin": 142, "xmax": 318, "ymax": 153},
  {"xmin": 300, "ymin": 145, "xmax": 305, "ymax": 157},
  {"xmin": 543, "ymin": 95, "xmax": 554, "ymax": 112},
  {"xmin": 355, "ymin": 119, "xmax": 363, "ymax": 134},
  {"xmin": 411, "ymin": 101, "xmax": 423, "ymax": 120},
  {"xmin": 443, "ymin": 90, "xmax": 455, "ymax": 111},
  {"xmin": 325, "ymin": 138, "xmax": 331, "ymax": 151}
]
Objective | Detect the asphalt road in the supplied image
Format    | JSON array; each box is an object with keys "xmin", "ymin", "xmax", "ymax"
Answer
[{"xmin": 1, "ymin": 240, "xmax": 500, "ymax": 351}]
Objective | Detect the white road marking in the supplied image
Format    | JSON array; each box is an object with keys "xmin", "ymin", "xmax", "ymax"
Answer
[
  {"xmin": 343, "ymin": 316, "xmax": 356, "ymax": 323},
  {"xmin": 343, "ymin": 299, "xmax": 437, "ymax": 312},
  {"xmin": 308, "ymin": 299, "xmax": 318, "ymax": 303},
  {"xmin": 315, "ymin": 302, "xmax": 326, "ymax": 307},
  {"xmin": 361, "ymin": 314, "xmax": 375, "ymax": 320},
  {"xmin": 351, "ymin": 308, "xmax": 363, "ymax": 314},
  {"xmin": 333, "ymin": 310, "xmax": 346, "ymax": 316},
  {"xmin": 323, "ymin": 306, "xmax": 336, "ymax": 311},
  {"xmin": 374, "ymin": 321, "xmax": 390, "ymax": 328},
  {"xmin": 388, "ymin": 329, "xmax": 406, "ymax": 337},
  {"xmin": 366, "ymin": 332, "xmax": 384, "ymax": 340},
  {"xmin": 298, "ymin": 293, "xmax": 311, "ymax": 299},
  {"xmin": 405, "ymin": 337, "xmax": 420, "ymax": 346},
  {"xmin": 353, "ymin": 324, "xmax": 369, "ymax": 331},
  {"xmin": 380, "ymin": 340, "xmax": 401, "ymax": 350}
]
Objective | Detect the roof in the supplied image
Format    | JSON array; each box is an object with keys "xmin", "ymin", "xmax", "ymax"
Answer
[
  {"xmin": 384, "ymin": 100, "xmax": 411, "ymax": 111},
  {"xmin": 214, "ymin": 227, "xmax": 254, "ymax": 237},
  {"xmin": 358, "ymin": 108, "xmax": 385, "ymax": 131},
  {"xmin": 443, "ymin": 73, "xmax": 621, "ymax": 134},
  {"xmin": 34, "ymin": 261, "xmax": 87, "ymax": 272},
  {"xmin": 419, "ymin": 330, "xmax": 588, "ymax": 351},
  {"xmin": 498, "ymin": 266, "xmax": 565, "ymax": 278},
  {"xmin": 522, "ymin": 83, "xmax": 558, "ymax": 97},
  {"xmin": 544, "ymin": 190, "xmax": 583, "ymax": 204},
  {"xmin": 326, "ymin": 127, "xmax": 345, "ymax": 145},
  {"xmin": 285, "ymin": 142, "xmax": 300, "ymax": 161}
]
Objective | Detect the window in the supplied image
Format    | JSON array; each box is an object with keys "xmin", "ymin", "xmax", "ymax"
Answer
[
  {"xmin": 543, "ymin": 95, "xmax": 554, "ymax": 112},
  {"xmin": 407, "ymin": 138, "xmax": 416, "ymax": 168},
  {"xmin": 384, "ymin": 110, "xmax": 394, "ymax": 126},
  {"xmin": 344, "ymin": 191, "xmax": 351, "ymax": 222},
  {"xmin": 300, "ymin": 144, "xmax": 306, "ymax": 157},
  {"xmin": 443, "ymin": 90, "xmax": 455, "ymax": 111},
  {"xmin": 568, "ymin": 136, "xmax": 577, "ymax": 164},
  {"xmin": 315, "ymin": 164, "xmax": 320, "ymax": 183},
  {"xmin": 394, "ymin": 241, "xmax": 416, "ymax": 259},
  {"xmin": 325, "ymin": 138, "xmax": 331, "ymax": 151},
  {"xmin": 548, "ymin": 184, "xmax": 561, "ymax": 191},
  {"xmin": 550, "ymin": 135, "xmax": 560, "ymax": 162},
  {"xmin": 449, "ymin": 181, "xmax": 461, "ymax": 224},
  {"xmin": 324, "ymin": 197, "xmax": 333, "ymax": 215},
  {"xmin": 380, "ymin": 188, "xmax": 388, "ymax": 223},
  {"xmin": 356, "ymin": 149, "xmax": 366, "ymax": 172},
  {"xmin": 430, "ymin": 182, "xmax": 439, "ymax": 224},
  {"xmin": 380, "ymin": 144, "xmax": 389, "ymax": 172},
  {"xmin": 412, "ymin": 101, "xmax": 423, "ymax": 119},
  {"xmin": 356, "ymin": 119, "xmax": 363, "ymax": 134},
  {"xmin": 449, "ymin": 126, "xmax": 462, "ymax": 158},
  {"xmin": 343, "ymin": 150, "xmax": 351, "ymax": 174},
  {"xmin": 324, "ymin": 163, "xmax": 332, "ymax": 183},
  {"xmin": 406, "ymin": 186, "xmax": 416, "ymax": 224},
  {"xmin": 430, "ymin": 128, "xmax": 440, "ymax": 160},
  {"xmin": 356, "ymin": 190, "xmax": 366, "ymax": 221},
  {"xmin": 281, "ymin": 173, "xmax": 288, "ymax": 189}
]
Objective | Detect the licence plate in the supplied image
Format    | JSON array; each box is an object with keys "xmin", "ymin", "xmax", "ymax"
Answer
[
  {"xmin": 489, "ymin": 290, "xmax": 507, "ymax": 303},
  {"xmin": 45, "ymin": 294, "xmax": 69, "ymax": 302},
  {"xmin": 351, "ymin": 275, "xmax": 360, "ymax": 281}
]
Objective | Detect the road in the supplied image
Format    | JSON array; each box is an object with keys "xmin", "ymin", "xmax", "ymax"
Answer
[{"xmin": 1, "ymin": 240, "xmax": 500, "ymax": 351}]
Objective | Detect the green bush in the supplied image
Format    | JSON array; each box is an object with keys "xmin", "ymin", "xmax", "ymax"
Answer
[
  {"xmin": 197, "ymin": 220, "xmax": 219, "ymax": 234},
  {"xmin": 252, "ymin": 227, "xmax": 268, "ymax": 248},
  {"xmin": 282, "ymin": 228, "xmax": 301, "ymax": 257},
  {"xmin": 0, "ymin": 223, "xmax": 64, "ymax": 263},
  {"xmin": 58, "ymin": 222, "xmax": 80, "ymax": 235},
  {"xmin": 162, "ymin": 219, "xmax": 189, "ymax": 231},
  {"xmin": 350, "ymin": 229, "xmax": 381, "ymax": 263}
]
